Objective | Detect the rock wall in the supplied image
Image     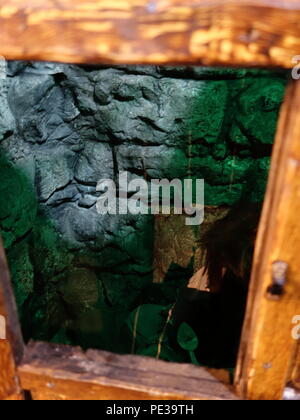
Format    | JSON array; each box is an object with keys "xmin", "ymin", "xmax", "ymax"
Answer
[{"xmin": 0, "ymin": 62, "xmax": 287, "ymax": 350}]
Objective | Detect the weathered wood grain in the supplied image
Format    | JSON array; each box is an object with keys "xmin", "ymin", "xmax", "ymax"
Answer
[
  {"xmin": 235, "ymin": 80, "xmax": 300, "ymax": 400},
  {"xmin": 0, "ymin": 238, "xmax": 24, "ymax": 400},
  {"xmin": 19, "ymin": 341, "xmax": 239, "ymax": 400},
  {"xmin": 289, "ymin": 342, "xmax": 300, "ymax": 389},
  {"xmin": 0, "ymin": 0, "xmax": 300, "ymax": 67}
]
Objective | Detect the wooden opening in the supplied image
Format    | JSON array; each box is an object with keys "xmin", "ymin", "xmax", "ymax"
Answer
[{"xmin": 1, "ymin": 0, "xmax": 300, "ymax": 400}]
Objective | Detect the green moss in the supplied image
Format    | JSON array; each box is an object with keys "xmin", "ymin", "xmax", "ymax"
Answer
[
  {"xmin": 0, "ymin": 156, "xmax": 37, "ymax": 248},
  {"xmin": 184, "ymin": 81, "xmax": 228, "ymax": 144},
  {"xmin": 184, "ymin": 74, "xmax": 287, "ymax": 205}
]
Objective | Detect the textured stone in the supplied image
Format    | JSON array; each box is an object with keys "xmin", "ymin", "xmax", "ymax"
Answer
[
  {"xmin": 8, "ymin": 240, "xmax": 34, "ymax": 314},
  {"xmin": 35, "ymin": 146, "xmax": 74, "ymax": 201},
  {"xmin": 236, "ymin": 78, "xmax": 285, "ymax": 144},
  {"xmin": 46, "ymin": 184, "xmax": 80, "ymax": 206},
  {"xmin": 0, "ymin": 155, "xmax": 37, "ymax": 247},
  {"xmin": 0, "ymin": 62, "xmax": 287, "ymax": 351},
  {"xmin": 116, "ymin": 144, "xmax": 188, "ymax": 179},
  {"xmin": 78, "ymin": 194, "xmax": 97, "ymax": 208},
  {"xmin": 0, "ymin": 80, "xmax": 15, "ymax": 141},
  {"xmin": 153, "ymin": 207, "xmax": 229, "ymax": 283},
  {"xmin": 75, "ymin": 142, "xmax": 114, "ymax": 185},
  {"xmin": 59, "ymin": 268, "xmax": 99, "ymax": 315}
]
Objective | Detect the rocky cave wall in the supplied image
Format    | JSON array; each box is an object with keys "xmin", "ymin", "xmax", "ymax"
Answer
[{"xmin": 0, "ymin": 62, "xmax": 287, "ymax": 352}]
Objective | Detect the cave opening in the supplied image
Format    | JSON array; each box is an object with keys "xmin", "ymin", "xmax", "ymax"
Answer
[{"xmin": 0, "ymin": 61, "xmax": 288, "ymax": 373}]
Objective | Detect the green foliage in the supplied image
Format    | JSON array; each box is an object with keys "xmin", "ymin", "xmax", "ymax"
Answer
[
  {"xmin": 139, "ymin": 344, "xmax": 179, "ymax": 361},
  {"xmin": 177, "ymin": 322, "xmax": 200, "ymax": 366},
  {"xmin": 125, "ymin": 304, "xmax": 184, "ymax": 363},
  {"xmin": 177, "ymin": 322, "xmax": 198, "ymax": 352},
  {"xmin": 126, "ymin": 304, "xmax": 168, "ymax": 354}
]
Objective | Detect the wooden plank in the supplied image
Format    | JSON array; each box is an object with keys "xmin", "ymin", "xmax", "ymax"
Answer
[
  {"xmin": 0, "ymin": 238, "xmax": 24, "ymax": 400},
  {"xmin": 18, "ymin": 341, "xmax": 239, "ymax": 400},
  {"xmin": 0, "ymin": 0, "xmax": 300, "ymax": 67},
  {"xmin": 235, "ymin": 80, "xmax": 300, "ymax": 400},
  {"xmin": 289, "ymin": 341, "xmax": 300, "ymax": 389}
]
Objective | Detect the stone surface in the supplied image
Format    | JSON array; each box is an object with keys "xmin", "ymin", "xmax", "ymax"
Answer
[
  {"xmin": 0, "ymin": 62, "xmax": 287, "ymax": 350},
  {"xmin": 35, "ymin": 146, "xmax": 75, "ymax": 201},
  {"xmin": 75, "ymin": 142, "xmax": 114, "ymax": 185},
  {"xmin": 153, "ymin": 207, "xmax": 229, "ymax": 284}
]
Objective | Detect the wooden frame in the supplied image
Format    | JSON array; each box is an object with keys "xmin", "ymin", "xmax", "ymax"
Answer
[
  {"xmin": 18, "ymin": 342, "xmax": 238, "ymax": 401},
  {"xmin": 0, "ymin": 239, "xmax": 24, "ymax": 400},
  {"xmin": 1, "ymin": 0, "xmax": 300, "ymax": 401},
  {"xmin": 1, "ymin": 0, "xmax": 300, "ymax": 68},
  {"xmin": 235, "ymin": 80, "xmax": 300, "ymax": 400}
]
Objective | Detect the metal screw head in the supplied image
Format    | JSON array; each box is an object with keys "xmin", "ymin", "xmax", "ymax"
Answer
[
  {"xmin": 272, "ymin": 261, "xmax": 288, "ymax": 286},
  {"xmin": 267, "ymin": 261, "xmax": 288, "ymax": 299},
  {"xmin": 263, "ymin": 362, "xmax": 272, "ymax": 370}
]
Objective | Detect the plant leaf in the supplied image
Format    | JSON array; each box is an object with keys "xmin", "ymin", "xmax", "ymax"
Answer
[
  {"xmin": 126, "ymin": 304, "xmax": 170, "ymax": 353},
  {"xmin": 139, "ymin": 344, "xmax": 185, "ymax": 363},
  {"xmin": 177, "ymin": 322, "xmax": 198, "ymax": 352}
]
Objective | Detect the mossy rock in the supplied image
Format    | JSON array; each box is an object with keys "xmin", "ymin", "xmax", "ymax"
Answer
[{"xmin": 0, "ymin": 156, "xmax": 37, "ymax": 248}]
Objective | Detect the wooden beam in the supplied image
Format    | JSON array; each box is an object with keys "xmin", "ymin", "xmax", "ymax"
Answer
[
  {"xmin": 289, "ymin": 342, "xmax": 300, "ymax": 389},
  {"xmin": 0, "ymin": 238, "xmax": 24, "ymax": 400},
  {"xmin": 0, "ymin": 0, "xmax": 300, "ymax": 67},
  {"xmin": 235, "ymin": 79, "xmax": 300, "ymax": 400},
  {"xmin": 19, "ymin": 341, "xmax": 239, "ymax": 400}
]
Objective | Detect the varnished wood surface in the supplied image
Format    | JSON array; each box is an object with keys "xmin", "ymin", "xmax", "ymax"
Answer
[
  {"xmin": 0, "ymin": 0, "xmax": 300, "ymax": 67},
  {"xmin": 19, "ymin": 341, "xmax": 239, "ymax": 400},
  {"xmin": 235, "ymin": 80, "xmax": 300, "ymax": 400},
  {"xmin": 289, "ymin": 342, "xmax": 300, "ymax": 389},
  {"xmin": 0, "ymin": 239, "xmax": 24, "ymax": 400}
]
